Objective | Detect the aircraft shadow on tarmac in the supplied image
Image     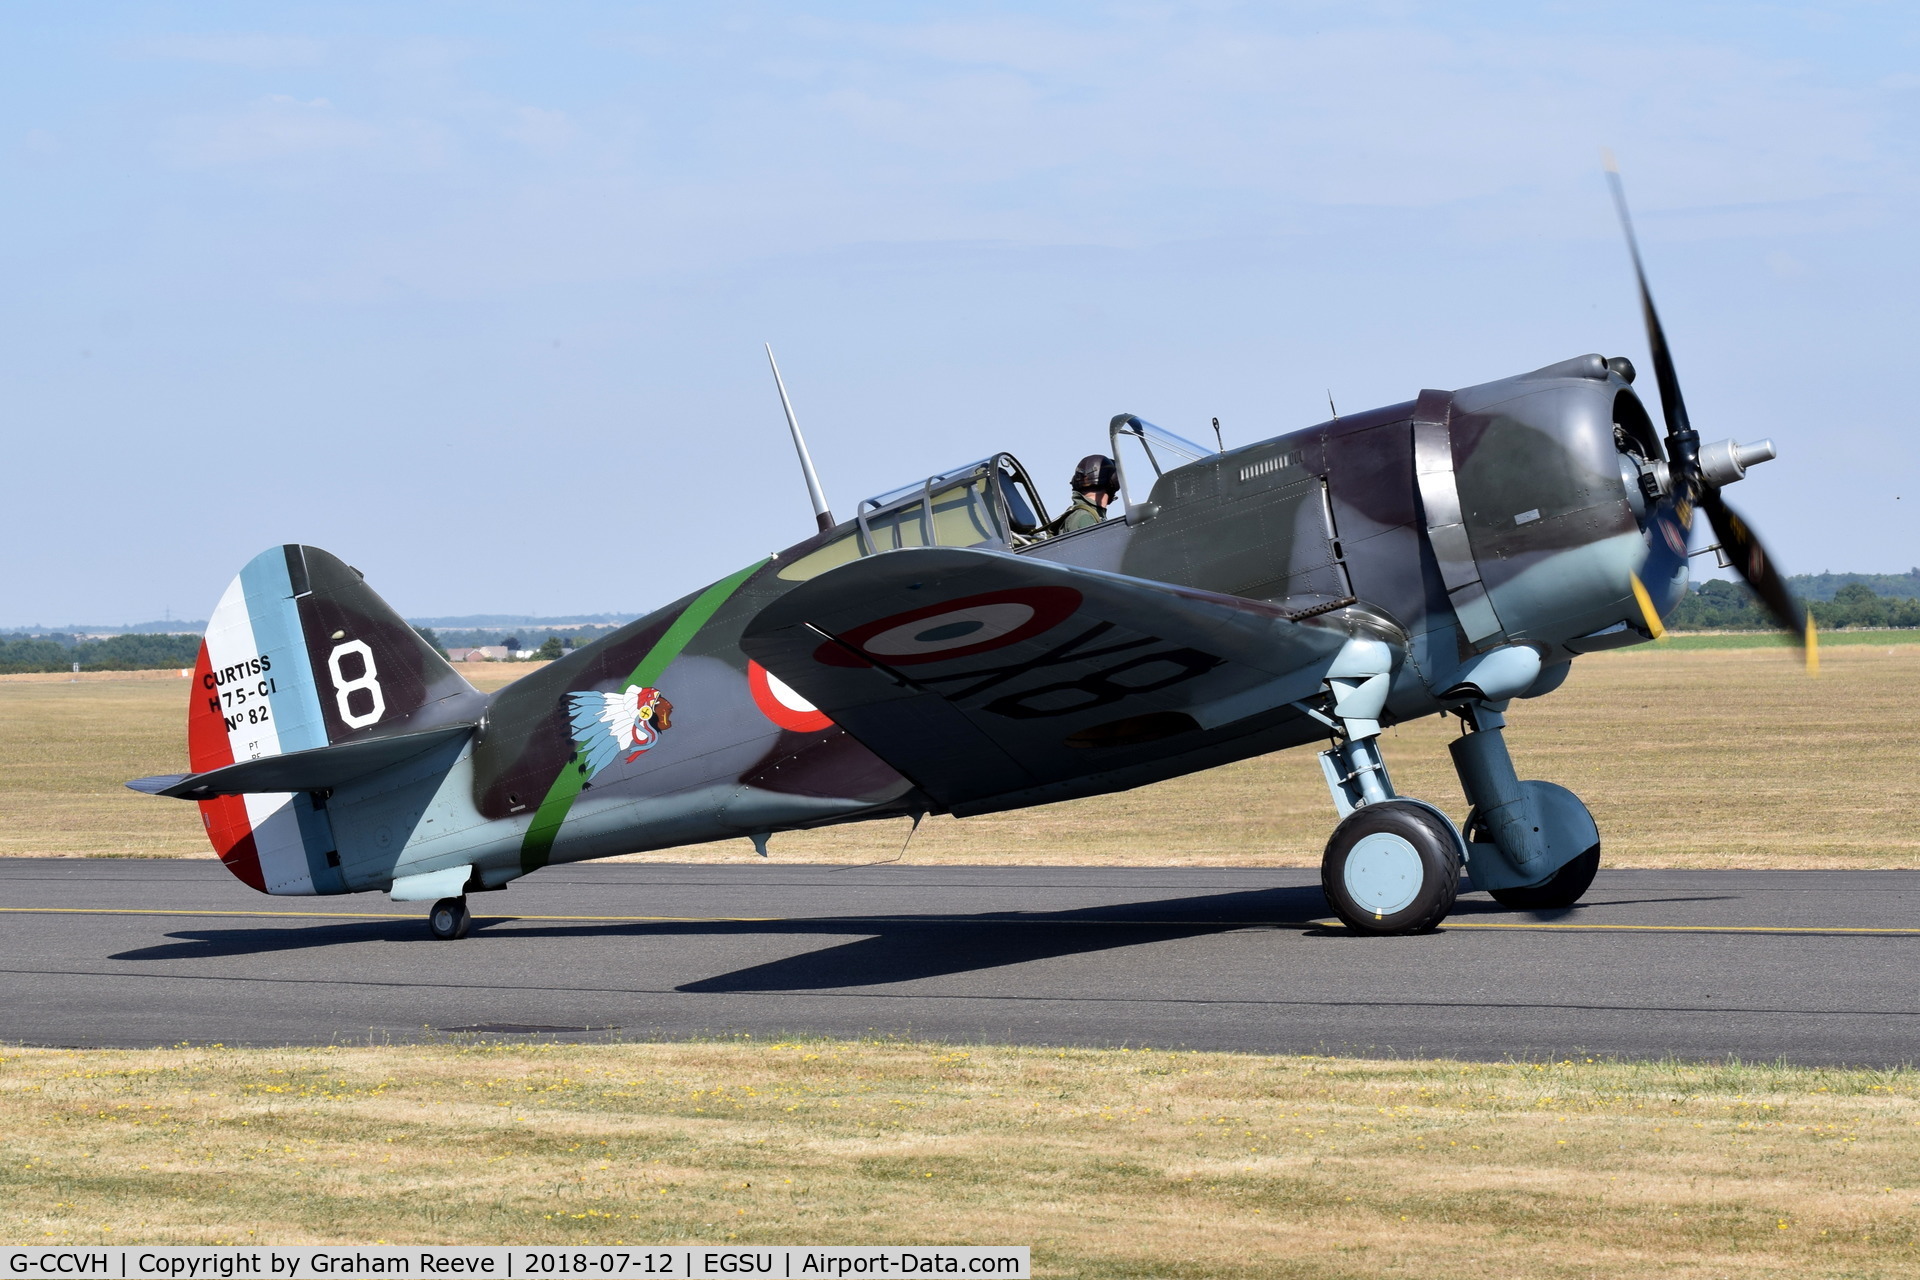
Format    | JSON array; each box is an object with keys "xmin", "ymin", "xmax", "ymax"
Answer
[
  {"xmin": 109, "ymin": 918, "xmax": 420, "ymax": 962},
  {"xmin": 668, "ymin": 892, "xmax": 1734, "ymax": 992},
  {"xmin": 108, "ymin": 885, "xmax": 1330, "ymax": 977},
  {"xmin": 99, "ymin": 884, "xmax": 1727, "ymax": 990}
]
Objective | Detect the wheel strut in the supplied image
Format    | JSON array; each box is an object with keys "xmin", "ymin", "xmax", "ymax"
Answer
[{"xmin": 1306, "ymin": 637, "xmax": 1464, "ymax": 934}]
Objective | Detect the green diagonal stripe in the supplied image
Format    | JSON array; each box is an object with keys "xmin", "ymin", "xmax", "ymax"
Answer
[{"xmin": 519, "ymin": 559, "xmax": 766, "ymax": 873}]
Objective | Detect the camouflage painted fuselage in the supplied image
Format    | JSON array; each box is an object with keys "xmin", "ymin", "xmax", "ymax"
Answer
[{"xmin": 179, "ymin": 354, "xmax": 1663, "ymax": 896}]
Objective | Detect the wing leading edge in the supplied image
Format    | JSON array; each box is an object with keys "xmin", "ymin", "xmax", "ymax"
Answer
[{"xmin": 739, "ymin": 547, "xmax": 1366, "ymax": 815}]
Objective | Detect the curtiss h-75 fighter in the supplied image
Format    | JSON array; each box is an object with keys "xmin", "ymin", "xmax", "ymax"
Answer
[{"xmin": 132, "ymin": 168, "xmax": 1813, "ymax": 938}]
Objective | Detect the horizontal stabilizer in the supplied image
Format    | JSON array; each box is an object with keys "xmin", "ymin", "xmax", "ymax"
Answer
[
  {"xmin": 741, "ymin": 547, "xmax": 1355, "ymax": 812},
  {"xmin": 128, "ymin": 724, "xmax": 473, "ymax": 800},
  {"xmin": 125, "ymin": 774, "xmax": 190, "ymax": 796}
]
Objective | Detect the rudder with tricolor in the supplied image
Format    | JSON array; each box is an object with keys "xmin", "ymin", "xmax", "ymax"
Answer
[{"xmin": 187, "ymin": 545, "xmax": 483, "ymax": 894}]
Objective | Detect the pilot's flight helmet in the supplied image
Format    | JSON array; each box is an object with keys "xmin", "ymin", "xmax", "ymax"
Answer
[{"xmin": 1072, "ymin": 454, "xmax": 1118, "ymax": 497}]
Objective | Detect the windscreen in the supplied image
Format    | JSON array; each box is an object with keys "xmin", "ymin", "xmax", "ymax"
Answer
[
  {"xmin": 1111, "ymin": 418, "xmax": 1215, "ymax": 476},
  {"xmin": 1110, "ymin": 416, "xmax": 1216, "ymax": 513}
]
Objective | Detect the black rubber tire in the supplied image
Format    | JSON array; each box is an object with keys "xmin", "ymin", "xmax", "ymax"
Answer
[
  {"xmin": 428, "ymin": 896, "xmax": 471, "ymax": 941},
  {"xmin": 1487, "ymin": 843, "xmax": 1602, "ymax": 911},
  {"xmin": 1320, "ymin": 800, "xmax": 1462, "ymax": 935}
]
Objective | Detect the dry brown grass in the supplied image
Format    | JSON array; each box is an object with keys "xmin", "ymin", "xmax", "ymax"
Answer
[
  {"xmin": 0, "ymin": 665, "xmax": 543, "ymax": 859},
  {"xmin": 2, "ymin": 1039, "xmax": 1915, "ymax": 1276},
  {"xmin": 4, "ymin": 646, "xmax": 1915, "ymax": 868}
]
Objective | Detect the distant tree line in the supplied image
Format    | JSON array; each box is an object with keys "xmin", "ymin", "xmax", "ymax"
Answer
[
  {"xmin": 13, "ymin": 575, "xmax": 1911, "ymax": 673},
  {"xmin": 0, "ymin": 633, "xmax": 202, "ymax": 674},
  {"xmin": 1668, "ymin": 580, "xmax": 1920, "ymax": 631},
  {"xmin": 442, "ymin": 634, "xmax": 576, "ymax": 661},
  {"xmin": 428, "ymin": 623, "xmax": 620, "ymax": 651},
  {"xmin": 1788, "ymin": 569, "xmax": 1920, "ymax": 602},
  {"xmin": 415, "ymin": 629, "xmax": 612, "ymax": 661},
  {"xmin": 0, "ymin": 625, "xmax": 597, "ymax": 674}
]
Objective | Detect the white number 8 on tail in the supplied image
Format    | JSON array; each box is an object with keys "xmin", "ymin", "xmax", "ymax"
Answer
[{"xmin": 327, "ymin": 639, "xmax": 386, "ymax": 728}]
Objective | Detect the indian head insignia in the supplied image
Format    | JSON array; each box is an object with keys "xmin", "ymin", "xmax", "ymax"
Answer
[{"xmin": 567, "ymin": 685, "xmax": 673, "ymax": 780}]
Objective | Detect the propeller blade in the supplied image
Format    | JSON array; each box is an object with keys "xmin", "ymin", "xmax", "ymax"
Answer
[
  {"xmin": 1605, "ymin": 152, "xmax": 1702, "ymax": 631},
  {"xmin": 1605, "ymin": 154, "xmax": 1809, "ymax": 670},
  {"xmin": 1628, "ymin": 573, "xmax": 1667, "ymax": 640},
  {"xmin": 1699, "ymin": 489, "xmax": 1817, "ymax": 672},
  {"xmin": 1603, "ymin": 151, "xmax": 1694, "ymax": 450},
  {"xmin": 1632, "ymin": 488, "xmax": 1695, "ymax": 632}
]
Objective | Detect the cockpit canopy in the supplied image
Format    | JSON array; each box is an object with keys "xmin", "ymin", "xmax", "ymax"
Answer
[{"xmin": 775, "ymin": 454, "xmax": 1054, "ymax": 582}]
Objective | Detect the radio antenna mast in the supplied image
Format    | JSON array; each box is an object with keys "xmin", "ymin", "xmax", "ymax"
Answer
[{"xmin": 764, "ymin": 343, "xmax": 836, "ymax": 532}]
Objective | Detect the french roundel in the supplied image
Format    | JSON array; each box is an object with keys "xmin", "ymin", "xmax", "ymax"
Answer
[
  {"xmin": 815, "ymin": 586, "xmax": 1082, "ymax": 668},
  {"xmin": 747, "ymin": 660, "xmax": 835, "ymax": 733}
]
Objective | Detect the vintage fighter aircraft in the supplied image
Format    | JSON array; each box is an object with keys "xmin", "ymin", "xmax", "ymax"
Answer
[{"xmin": 132, "ymin": 169, "xmax": 1812, "ymax": 937}]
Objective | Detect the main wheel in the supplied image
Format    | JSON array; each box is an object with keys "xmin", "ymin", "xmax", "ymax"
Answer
[
  {"xmin": 1320, "ymin": 800, "xmax": 1462, "ymax": 935},
  {"xmin": 1486, "ymin": 843, "xmax": 1601, "ymax": 911},
  {"xmin": 1463, "ymin": 802, "xmax": 1602, "ymax": 911},
  {"xmin": 428, "ymin": 896, "xmax": 471, "ymax": 940}
]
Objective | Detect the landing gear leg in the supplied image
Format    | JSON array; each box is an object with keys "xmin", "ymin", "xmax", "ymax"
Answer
[
  {"xmin": 1311, "ymin": 639, "xmax": 1463, "ymax": 935},
  {"xmin": 1450, "ymin": 701, "xmax": 1601, "ymax": 910},
  {"xmin": 428, "ymin": 896, "xmax": 471, "ymax": 940}
]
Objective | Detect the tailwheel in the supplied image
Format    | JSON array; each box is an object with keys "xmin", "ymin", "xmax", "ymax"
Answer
[
  {"xmin": 1320, "ymin": 799, "xmax": 1462, "ymax": 935},
  {"xmin": 428, "ymin": 896, "xmax": 471, "ymax": 940}
]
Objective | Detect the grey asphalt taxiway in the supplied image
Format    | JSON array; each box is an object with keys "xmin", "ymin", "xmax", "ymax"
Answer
[{"xmin": 2, "ymin": 857, "xmax": 1915, "ymax": 1065}]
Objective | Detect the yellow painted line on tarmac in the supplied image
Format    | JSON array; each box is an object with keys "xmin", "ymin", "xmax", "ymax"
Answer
[
  {"xmin": 2, "ymin": 906, "xmax": 399, "ymax": 919},
  {"xmin": 1336, "ymin": 920, "xmax": 1920, "ymax": 936},
  {"xmin": 0, "ymin": 906, "xmax": 1281, "ymax": 927},
  {"xmin": 5, "ymin": 907, "xmax": 1915, "ymax": 936},
  {"xmin": 0, "ymin": 906, "xmax": 778, "ymax": 923}
]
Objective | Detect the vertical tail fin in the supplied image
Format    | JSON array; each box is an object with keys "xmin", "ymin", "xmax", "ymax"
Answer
[{"xmin": 188, "ymin": 545, "xmax": 483, "ymax": 893}]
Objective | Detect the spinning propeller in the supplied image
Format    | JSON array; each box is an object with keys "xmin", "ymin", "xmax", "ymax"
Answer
[{"xmin": 1603, "ymin": 153, "xmax": 1818, "ymax": 673}]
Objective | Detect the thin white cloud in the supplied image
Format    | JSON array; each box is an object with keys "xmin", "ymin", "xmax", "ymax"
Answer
[
  {"xmin": 113, "ymin": 7, "xmax": 1911, "ymax": 279},
  {"xmin": 219, "ymin": 6, "xmax": 1911, "ymax": 303},
  {"xmin": 149, "ymin": 95, "xmax": 452, "ymax": 171},
  {"xmin": 123, "ymin": 33, "xmax": 326, "ymax": 67},
  {"xmin": 770, "ymin": 15, "xmax": 1906, "ymax": 232},
  {"xmin": 504, "ymin": 106, "xmax": 575, "ymax": 153}
]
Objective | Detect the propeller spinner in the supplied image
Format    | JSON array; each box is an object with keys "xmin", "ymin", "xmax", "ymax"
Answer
[{"xmin": 1602, "ymin": 153, "xmax": 1817, "ymax": 673}]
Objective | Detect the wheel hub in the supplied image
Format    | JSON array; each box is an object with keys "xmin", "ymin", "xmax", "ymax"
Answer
[{"xmin": 1343, "ymin": 831, "xmax": 1423, "ymax": 916}]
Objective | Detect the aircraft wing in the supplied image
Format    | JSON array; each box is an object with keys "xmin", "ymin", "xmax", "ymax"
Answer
[{"xmin": 739, "ymin": 547, "xmax": 1356, "ymax": 814}]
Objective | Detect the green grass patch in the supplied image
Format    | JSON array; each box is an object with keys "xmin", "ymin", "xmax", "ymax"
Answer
[{"xmin": 1652, "ymin": 629, "xmax": 1920, "ymax": 650}]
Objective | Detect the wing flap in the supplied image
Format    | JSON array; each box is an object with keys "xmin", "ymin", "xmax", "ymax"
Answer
[{"xmin": 741, "ymin": 547, "xmax": 1356, "ymax": 810}]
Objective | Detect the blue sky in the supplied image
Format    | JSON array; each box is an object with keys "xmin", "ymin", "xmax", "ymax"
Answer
[{"xmin": 4, "ymin": 2, "xmax": 1916, "ymax": 625}]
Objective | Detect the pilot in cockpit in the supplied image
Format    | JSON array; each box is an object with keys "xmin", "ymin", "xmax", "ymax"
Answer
[{"xmin": 1060, "ymin": 454, "xmax": 1118, "ymax": 532}]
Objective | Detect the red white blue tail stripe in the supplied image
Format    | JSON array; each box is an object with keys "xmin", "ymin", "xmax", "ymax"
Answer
[{"xmin": 188, "ymin": 548, "xmax": 343, "ymax": 895}]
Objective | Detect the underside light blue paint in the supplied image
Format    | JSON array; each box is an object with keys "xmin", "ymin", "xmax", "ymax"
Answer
[{"xmin": 389, "ymin": 863, "xmax": 473, "ymax": 901}]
